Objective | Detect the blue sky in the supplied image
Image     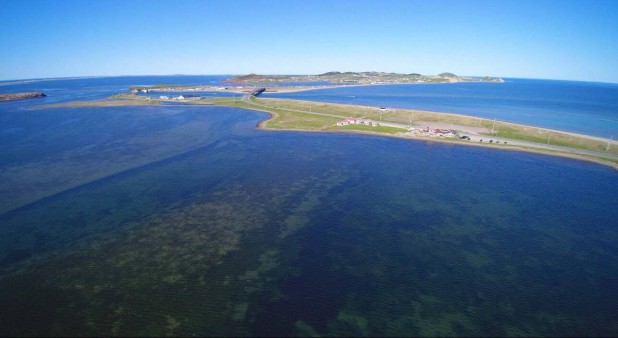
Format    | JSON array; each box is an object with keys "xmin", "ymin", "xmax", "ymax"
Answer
[{"xmin": 1, "ymin": 0, "xmax": 617, "ymax": 82}]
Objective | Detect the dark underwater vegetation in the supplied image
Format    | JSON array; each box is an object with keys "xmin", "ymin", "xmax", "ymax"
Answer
[{"xmin": 1, "ymin": 80, "xmax": 618, "ymax": 336}]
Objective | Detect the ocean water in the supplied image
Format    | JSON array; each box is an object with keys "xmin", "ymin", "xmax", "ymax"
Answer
[
  {"xmin": 0, "ymin": 75, "xmax": 232, "ymax": 104},
  {"xmin": 265, "ymin": 78, "xmax": 618, "ymax": 138},
  {"xmin": 0, "ymin": 77, "xmax": 617, "ymax": 336}
]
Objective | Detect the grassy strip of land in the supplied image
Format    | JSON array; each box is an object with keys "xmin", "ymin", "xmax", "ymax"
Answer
[
  {"xmin": 208, "ymin": 96, "xmax": 618, "ymax": 169},
  {"xmin": 211, "ymin": 96, "xmax": 617, "ymax": 154},
  {"xmin": 39, "ymin": 94, "xmax": 618, "ymax": 169},
  {"xmin": 479, "ymin": 124, "xmax": 611, "ymax": 153},
  {"xmin": 203, "ymin": 98, "xmax": 342, "ymax": 130},
  {"xmin": 335, "ymin": 124, "xmax": 404, "ymax": 134}
]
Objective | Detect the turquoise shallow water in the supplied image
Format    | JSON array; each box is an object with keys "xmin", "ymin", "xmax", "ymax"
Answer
[{"xmin": 0, "ymin": 78, "xmax": 617, "ymax": 336}]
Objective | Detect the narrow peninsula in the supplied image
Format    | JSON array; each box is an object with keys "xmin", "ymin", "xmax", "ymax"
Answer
[{"xmin": 38, "ymin": 79, "xmax": 618, "ymax": 171}]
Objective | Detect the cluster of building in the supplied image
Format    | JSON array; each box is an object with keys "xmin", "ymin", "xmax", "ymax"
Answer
[
  {"xmin": 131, "ymin": 86, "xmax": 232, "ymax": 94},
  {"xmin": 408, "ymin": 127, "xmax": 458, "ymax": 138},
  {"xmin": 157, "ymin": 86, "xmax": 228, "ymax": 91},
  {"xmin": 158, "ymin": 95, "xmax": 201, "ymax": 101},
  {"xmin": 336, "ymin": 117, "xmax": 379, "ymax": 127}
]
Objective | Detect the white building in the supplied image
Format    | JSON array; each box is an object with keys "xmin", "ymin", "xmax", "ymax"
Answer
[{"xmin": 336, "ymin": 117, "xmax": 376, "ymax": 127}]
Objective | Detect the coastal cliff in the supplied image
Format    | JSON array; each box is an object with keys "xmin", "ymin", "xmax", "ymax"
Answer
[{"xmin": 0, "ymin": 92, "xmax": 47, "ymax": 102}]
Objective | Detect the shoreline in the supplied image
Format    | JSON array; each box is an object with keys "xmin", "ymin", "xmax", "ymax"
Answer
[
  {"xmin": 142, "ymin": 84, "xmax": 365, "ymax": 94},
  {"xmin": 37, "ymin": 96, "xmax": 618, "ymax": 171},
  {"xmin": 137, "ymin": 78, "xmax": 503, "ymax": 95},
  {"xmin": 264, "ymin": 95, "xmax": 608, "ymax": 142},
  {"xmin": 241, "ymin": 102, "xmax": 618, "ymax": 171},
  {"xmin": 252, "ymin": 96, "xmax": 613, "ymax": 144},
  {"xmin": 258, "ymin": 121, "xmax": 618, "ymax": 171}
]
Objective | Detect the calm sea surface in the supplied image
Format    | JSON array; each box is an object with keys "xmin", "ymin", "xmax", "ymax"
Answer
[
  {"xmin": 265, "ymin": 78, "xmax": 618, "ymax": 138},
  {"xmin": 0, "ymin": 76, "xmax": 617, "ymax": 336}
]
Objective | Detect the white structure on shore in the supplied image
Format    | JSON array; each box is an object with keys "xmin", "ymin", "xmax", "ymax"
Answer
[
  {"xmin": 336, "ymin": 117, "xmax": 377, "ymax": 126},
  {"xmin": 409, "ymin": 127, "xmax": 457, "ymax": 138}
]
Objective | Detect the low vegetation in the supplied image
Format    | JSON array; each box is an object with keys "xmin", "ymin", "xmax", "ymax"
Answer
[
  {"xmin": 485, "ymin": 124, "xmax": 613, "ymax": 153},
  {"xmin": 219, "ymin": 97, "xmax": 617, "ymax": 156},
  {"xmin": 332, "ymin": 124, "xmax": 404, "ymax": 134},
  {"xmin": 41, "ymin": 94, "xmax": 618, "ymax": 169}
]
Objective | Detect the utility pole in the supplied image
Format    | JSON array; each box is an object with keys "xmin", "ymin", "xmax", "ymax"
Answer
[
  {"xmin": 547, "ymin": 133, "xmax": 551, "ymax": 145},
  {"xmin": 607, "ymin": 136, "xmax": 613, "ymax": 152},
  {"xmin": 492, "ymin": 118, "xmax": 496, "ymax": 135}
]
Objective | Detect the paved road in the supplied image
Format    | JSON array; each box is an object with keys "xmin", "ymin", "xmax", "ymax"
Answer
[
  {"xmin": 241, "ymin": 95, "xmax": 618, "ymax": 161},
  {"xmin": 459, "ymin": 133, "xmax": 618, "ymax": 160}
]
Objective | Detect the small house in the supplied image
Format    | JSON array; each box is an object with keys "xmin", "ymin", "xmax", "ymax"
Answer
[{"xmin": 336, "ymin": 117, "xmax": 356, "ymax": 126}]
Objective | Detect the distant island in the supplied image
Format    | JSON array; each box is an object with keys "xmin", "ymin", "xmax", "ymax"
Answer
[
  {"xmin": 224, "ymin": 71, "xmax": 504, "ymax": 85},
  {"xmin": 126, "ymin": 72, "xmax": 504, "ymax": 94},
  {"xmin": 0, "ymin": 92, "xmax": 46, "ymax": 102}
]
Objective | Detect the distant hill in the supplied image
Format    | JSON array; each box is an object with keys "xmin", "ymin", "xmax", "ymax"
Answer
[
  {"xmin": 225, "ymin": 73, "xmax": 269, "ymax": 83},
  {"xmin": 224, "ymin": 72, "xmax": 503, "ymax": 85},
  {"xmin": 319, "ymin": 71, "xmax": 342, "ymax": 76},
  {"xmin": 438, "ymin": 72, "xmax": 458, "ymax": 78}
]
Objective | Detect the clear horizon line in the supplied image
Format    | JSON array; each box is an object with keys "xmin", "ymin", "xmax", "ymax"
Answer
[{"xmin": 1, "ymin": 73, "xmax": 617, "ymax": 86}]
